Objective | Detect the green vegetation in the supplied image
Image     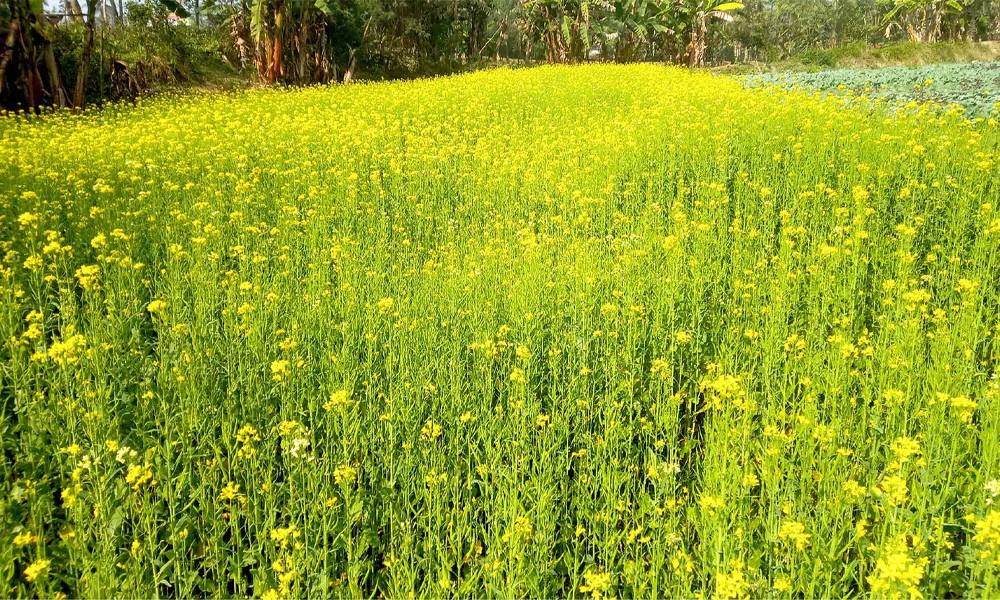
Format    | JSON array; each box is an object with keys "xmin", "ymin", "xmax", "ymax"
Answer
[
  {"xmin": 746, "ymin": 60, "xmax": 1000, "ymax": 116},
  {"xmin": 4, "ymin": 0, "xmax": 1000, "ymax": 110},
  {"xmin": 2, "ymin": 64, "xmax": 1000, "ymax": 598}
]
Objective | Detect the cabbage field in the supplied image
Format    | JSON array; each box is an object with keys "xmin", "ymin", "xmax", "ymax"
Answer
[
  {"xmin": 1, "ymin": 65, "xmax": 1000, "ymax": 598},
  {"xmin": 747, "ymin": 61, "xmax": 1000, "ymax": 117}
]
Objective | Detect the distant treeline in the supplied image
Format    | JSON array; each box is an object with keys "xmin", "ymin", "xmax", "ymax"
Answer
[{"xmin": 3, "ymin": 0, "xmax": 1000, "ymax": 110}]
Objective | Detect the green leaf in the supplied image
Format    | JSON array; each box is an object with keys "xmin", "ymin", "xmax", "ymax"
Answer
[
  {"xmin": 250, "ymin": 0, "xmax": 266, "ymax": 41},
  {"xmin": 561, "ymin": 14, "xmax": 573, "ymax": 50},
  {"xmin": 29, "ymin": 0, "xmax": 43, "ymax": 16},
  {"xmin": 313, "ymin": 0, "xmax": 331, "ymax": 15},
  {"xmin": 155, "ymin": 0, "xmax": 191, "ymax": 18}
]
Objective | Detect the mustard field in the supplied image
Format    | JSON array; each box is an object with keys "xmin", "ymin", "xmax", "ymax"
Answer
[{"xmin": 1, "ymin": 65, "xmax": 1000, "ymax": 598}]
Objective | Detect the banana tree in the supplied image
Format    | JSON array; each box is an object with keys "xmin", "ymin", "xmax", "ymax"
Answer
[
  {"xmin": 249, "ymin": 0, "xmax": 335, "ymax": 82},
  {"xmin": 516, "ymin": 0, "xmax": 596, "ymax": 63},
  {"xmin": 685, "ymin": 0, "xmax": 742, "ymax": 66},
  {"xmin": 594, "ymin": 0, "xmax": 678, "ymax": 62},
  {"xmin": 881, "ymin": 0, "xmax": 962, "ymax": 42}
]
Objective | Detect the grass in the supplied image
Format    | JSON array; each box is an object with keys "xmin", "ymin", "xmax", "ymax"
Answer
[{"xmin": 1, "ymin": 64, "xmax": 1000, "ymax": 599}]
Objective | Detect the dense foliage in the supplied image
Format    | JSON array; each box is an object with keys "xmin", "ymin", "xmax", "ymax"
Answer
[
  {"xmin": 1, "ymin": 65, "xmax": 1000, "ymax": 598},
  {"xmin": 3, "ymin": 0, "xmax": 1000, "ymax": 109}
]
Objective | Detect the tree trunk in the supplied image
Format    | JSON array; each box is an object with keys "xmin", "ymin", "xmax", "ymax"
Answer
[
  {"xmin": 343, "ymin": 51, "xmax": 357, "ymax": 82},
  {"xmin": 25, "ymin": 41, "xmax": 43, "ymax": 109},
  {"xmin": 687, "ymin": 17, "xmax": 707, "ymax": 67},
  {"xmin": 73, "ymin": 0, "xmax": 97, "ymax": 108},
  {"xmin": 467, "ymin": 4, "xmax": 485, "ymax": 57},
  {"xmin": 0, "ymin": 18, "xmax": 20, "ymax": 98},
  {"xmin": 69, "ymin": 0, "xmax": 84, "ymax": 21},
  {"xmin": 295, "ymin": 2, "xmax": 310, "ymax": 83},
  {"xmin": 43, "ymin": 37, "xmax": 68, "ymax": 107},
  {"xmin": 545, "ymin": 28, "xmax": 559, "ymax": 63},
  {"xmin": 63, "ymin": 0, "xmax": 83, "ymax": 21},
  {"xmin": 930, "ymin": 1, "xmax": 942, "ymax": 42},
  {"xmin": 104, "ymin": 0, "xmax": 119, "ymax": 26},
  {"xmin": 269, "ymin": 4, "xmax": 283, "ymax": 83}
]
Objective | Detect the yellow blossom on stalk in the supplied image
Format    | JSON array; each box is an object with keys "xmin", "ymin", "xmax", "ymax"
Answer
[
  {"xmin": 651, "ymin": 358, "xmax": 670, "ymax": 380},
  {"xmin": 882, "ymin": 389, "xmax": 906, "ymax": 405},
  {"xmin": 784, "ymin": 334, "xmax": 805, "ymax": 355},
  {"xmin": 323, "ymin": 389, "xmax": 352, "ymax": 411},
  {"xmin": 125, "ymin": 462, "xmax": 154, "ymax": 491},
  {"xmin": 778, "ymin": 520, "xmax": 811, "ymax": 550},
  {"xmin": 502, "ymin": 515, "xmax": 533, "ymax": 544},
  {"xmin": 42, "ymin": 334, "xmax": 87, "ymax": 366},
  {"xmin": 271, "ymin": 554, "xmax": 297, "ymax": 593},
  {"xmin": 74, "ymin": 264, "xmax": 100, "ymax": 289},
  {"xmin": 220, "ymin": 481, "xmax": 241, "ymax": 502},
  {"xmin": 22, "ymin": 254, "xmax": 43, "ymax": 271},
  {"xmin": 702, "ymin": 374, "xmax": 753, "ymax": 410},
  {"xmin": 510, "ymin": 367, "xmax": 527, "ymax": 383},
  {"xmin": 843, "ymin": 479, "xmax": 867, "ymax": 500},
  {"xmin": 376, "ymin": 297, "xmax": 394, "ymax": 313},
  {"xmin": 18, "ymin": 211, "xmax": 39, "ymax": 227},
  {"xmin": 699, "ymin": 495, "xmax": 724, "ymax": 515},
  {"xmin": 516, "ymin": 345, "xmax": 531, "ymax": 362},
  {"xmin": 866, "ymin": 535, "xmax": 928, "ymax": 599},
  {"xmin": 675, "ymin": 330, "xmax": 693, "ymax": 344},
  {"xmin": 949, "ymin": 395, "xmax": 977, "ymax": 424},
  {"xmin": 421, "ymin": 418, "xmax": 442, "ymax": 441},
  {"xmin": 579, "ymin": 568, "xmax": 612, "ymax": 599},
  {"xmin": 13, "ymin": 531, "xmax": 37, "ymax": 546},
  {"xmin": 671, "ymin": 549, "xmax": 694, "ymax": 573},
  {"xmin": 714, "ymin": 560, "xmax": 749, "ymax": 599},
  {"xmin": 973, "ymin": 510, "xmax": 1000, "ymax": 565},
  {"xmin": 424, "ymin": 469, "xmax": 449, "ymax": 486},
  {"xmin": 889, "ymin": 437, "xmax": 923, "ymax": 469},
  {"xmin": 271, "ymin": 359, "xmax": 291, "ymax": 382},
  {"xmin": 856, "ymin": 519, "xmax": 869, "ymax": 537},
  {"xmin": 22, "ymin": 311, "xmax": 43, "ymax": 341},
  {"xmin": 147, "ymin": 299, "xmax": 167, "ymax": 315},
  {"xmin": 270, "ymin": 524, "xmax": 301, "ymax": 549},
  {"xmin": 878, "ymin": 475, "xmax": 909, "ymax": 506},
  {"xmin": 62, "ymin": 484, "xmax": 82, "ymax": 509},
  {"xmin": 773, "ymin": 576, "xmax": 791, "ymax": 592},
  {"xmin": 334, "ymin": 463, "xmax": 357, "ymax": 484},
  {"xmin": 23, "ymin": 558, "xmax": 51, "ymax": 582},
  {"xmin": 276, "ymin": 421, "xmax": 303, "ymax": 437},
  {"xmin": 235, "ymin": 424, "xmax": 260, "ymax": 459}
]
